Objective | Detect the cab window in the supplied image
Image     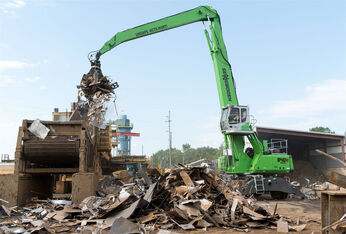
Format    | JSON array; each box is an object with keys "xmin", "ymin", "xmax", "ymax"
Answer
[
  {"xmin": 220, "ymin": 108, "xmax": 229, "ymax": 130},
  {"xmin": 241, "ymin": 108, "xmax": 247, "ymax": 122},
  {"xmin": 229, "ymin": 107, "xmax": 240, "ymax": 124}
]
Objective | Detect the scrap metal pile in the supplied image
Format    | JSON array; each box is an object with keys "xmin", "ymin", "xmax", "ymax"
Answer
[
  {"xmin": 0, "ymin": 166, "xmax": 308, "ymax": 233},
  {"xmin": 287, "ymin": 160, "xmax": 345, "ymax": 200},
  {"xmin": 78, "ymin": 65, "xmax": 118, "ymax": 127}
]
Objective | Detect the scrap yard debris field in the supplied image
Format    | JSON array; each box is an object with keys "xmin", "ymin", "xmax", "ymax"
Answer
[
  {"xmin": 0, "ymin": 3, "xmax": 345, "ymax": 234},
  {"xmin": 0, "ymin": 166, "xmax": 339, "ymax": 233}
]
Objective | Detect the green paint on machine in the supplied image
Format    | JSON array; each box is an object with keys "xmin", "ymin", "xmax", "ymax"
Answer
[{"xmin": 87, "ymin": 6, "xmax": 294, "ymax": 177}]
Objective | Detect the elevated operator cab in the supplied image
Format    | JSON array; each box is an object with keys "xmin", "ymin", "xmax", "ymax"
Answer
[{"xmin": 220, "ymin": 105, "xmax": 254, "ymax": 135}]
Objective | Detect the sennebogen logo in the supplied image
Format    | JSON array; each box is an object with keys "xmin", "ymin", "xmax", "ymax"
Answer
[{"xmin": 222, "ymin": 68, "xmax": 232, "ymax": 102}]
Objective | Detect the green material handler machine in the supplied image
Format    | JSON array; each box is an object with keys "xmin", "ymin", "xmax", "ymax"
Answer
[{"xmin": 86, "ymin": 6, "xmax": 305, "ymax": 199}]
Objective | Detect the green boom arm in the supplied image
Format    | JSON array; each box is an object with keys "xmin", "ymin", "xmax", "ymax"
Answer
[
  {"xmin": 89, "ymin": 6, "xmax": 294, "ymax": 175},
  {"xmin": 90, "ymin": 6, "xmax": 238, "ymax": 108}
]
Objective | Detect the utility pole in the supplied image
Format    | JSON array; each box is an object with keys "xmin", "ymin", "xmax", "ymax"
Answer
[{"xmin": 166, "ymin": 111, "xmax": 172, "ymax": 167}]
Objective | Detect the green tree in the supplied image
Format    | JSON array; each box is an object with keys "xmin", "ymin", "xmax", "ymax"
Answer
[
  {"xmin": 182, "ymin": 143, "xmax": 191, "ymax": 152},
  {"xmin": 309, "ymin": 126, "xmax": 335, "ymax": 134},
  {"xmin": 150, "ymin": 143, "xmax": 222, "ymax": 168},
  {"xmin": 150, "ymin": 148, "xmax": 184, "ymax": 168}
]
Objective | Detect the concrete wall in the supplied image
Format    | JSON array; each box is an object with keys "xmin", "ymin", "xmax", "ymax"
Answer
[
  {"xmin": 0, "ymin": 174, "xmax": 18, "ymax": 206},
  {"xmin": 0, "ymin": 174, "xmax": 53, "ymax": 206},
  {"xmin": 72, "ymin": 172, "xmax": 99, "ymax": 205}
]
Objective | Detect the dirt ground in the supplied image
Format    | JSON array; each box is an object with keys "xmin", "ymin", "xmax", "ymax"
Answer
[{"xmin": 174, "ymin": 196, "xmax": 321, "ymax": 234}]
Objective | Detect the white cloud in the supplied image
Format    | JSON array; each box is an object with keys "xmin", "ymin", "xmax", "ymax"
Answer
[
  {"xmin": 39, "ymin": 85, "xmax": 47, "ymax": 90},
  {"xmin": 0, "ymin": 0, "xmax": 26, "ymax": 14},
  {"xmin": 4, "ymin": 0, "xmax": 25, "ymax": 8},
  {"xmin": 0, "ymin": 75, "xmax": 41, "ymax": 87},
  {"xmin": 0, "ymin": 60, "xmax": 35, "ymax": 70},
  {"xmin": 24, "ymin": 76, "xmax": 40, "ymax": 83},
  {"xmin": 261, "ymin": 80, "xmax": 346, "ymax": 119},
  {"xmin": 257, "ymin": 79, "xmax": 346, "ymax": 133}
]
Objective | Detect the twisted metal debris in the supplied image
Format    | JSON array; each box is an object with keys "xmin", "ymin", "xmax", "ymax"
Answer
[
  {"xmin": 78, "ymin": 66, "xmax": 118, "ymax": 127},
  {"xmin": 0, "ymin": 166, "xmax": 309, "ymax": 233}
]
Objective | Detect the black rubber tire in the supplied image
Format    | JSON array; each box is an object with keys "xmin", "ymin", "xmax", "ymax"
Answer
[{"xmin": 270, "ymin": 191, "xmax": 288, "ymax": 200}]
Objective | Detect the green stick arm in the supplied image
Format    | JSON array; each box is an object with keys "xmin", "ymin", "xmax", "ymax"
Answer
[
  {"xmin": 91, "ymin": 5, "xmax": 238, "ymax": 107},
  {"xmin": 208, "ymin": 17, "xmax": 238, "ymax": 106},
  {"xmin": 96, "ymin": 6, "xmax": 217, "ymax": 56}
]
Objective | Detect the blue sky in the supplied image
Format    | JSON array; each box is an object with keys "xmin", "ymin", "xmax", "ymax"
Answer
[{"xmin": 0, "ymin": 0, "xmax": 345, "ymax": 157}]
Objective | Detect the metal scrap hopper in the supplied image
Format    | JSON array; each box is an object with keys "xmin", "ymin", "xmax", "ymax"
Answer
[
  {"xmin": 16, "ymin": 120, "xmax": 94, "ymax": 173},
  {"xmin": 0, "ymin": 119, "xmax": 101, "ymax": 206}
]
